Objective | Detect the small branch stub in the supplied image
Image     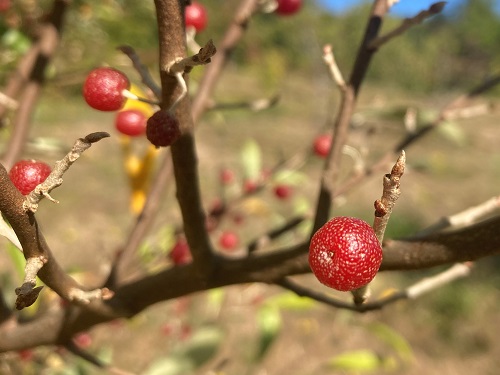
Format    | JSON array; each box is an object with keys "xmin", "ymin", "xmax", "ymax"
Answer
[
  {"xmin": 373, "ymin": 150, "xmax": 406, "ymax": 244},
  {"xmin": 68, "ymin": 287, "xmax": 114, "ymax": 304},
  {"xmin": 165, "ymin": 40, "xmax": 217, "ymax": 113},
  {"xmin": 15, "ymin": 255, "xmax": 48, "ymax": 310}
]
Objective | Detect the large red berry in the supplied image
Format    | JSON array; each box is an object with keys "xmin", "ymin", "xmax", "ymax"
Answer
[
  {"xmin": 83, "ymin": 67, "xmax": 129, "ymax": 111},
  {"xmin": 115, "ymin": 109, "xmax": 147, "ymax": 136},
  {"xmin": 146, "ymin": 110, "xmax": 181, "ymax": 148},
  {"xmin": 9, "ymin": 160, "xmax": 52, "ymax": 195},
  {"xmin": 308, "ymin": 216, "xmax": 383, "ymax": 292},
  {"xmin": 169, "ymin": 238, "xmax": 192, "ymax": 265},
  {"xmin": 313, "ymin": 134, "xmax": 331, "ymax": 158},
  {"xmin": 185, "ymin": 2, "xmax": 208, "ymax": 32},
  {"xmin": 276, "ymin": 0, "xmax": 302, "ymax": 16}
]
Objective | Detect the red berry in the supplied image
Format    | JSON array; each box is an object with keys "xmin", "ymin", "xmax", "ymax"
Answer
[
  {"xmin": 83, "ymin": 67, "xmax": 129, "ymax": 111},
  {"xmin": 243, "ymin": 179, "xmax": 258, "ymax": 194},
  {"xmin": 146, "ymin": 110, "xmax": 181, "ymax": 148},
  {"xmin": 73, "ymin": 332, "xmax": 92, "ymax": 348},
  {"xmin": 115, "ymin": 109, "xmax": 147, "ymax": 136},
  {"xmin": 220, "ymin": 168, "xmax": 235, "ymax": 185},
  {"xmin": 308, "ymin": 216, "xmax": 383, "ymax": 292},
  {"xmin": 18, "ymin": 349, "xmax": 34, "ymax": 361},
  {"xmin": 276, "ymin": 0, "xmax": 302, "ymax": 16},
  {"xmin": 185, "ymin": 2, "xmax": 208, "ymax": 32},
  {"xmin": 313, "ymin": 134, "xmax": 331, "ymax": 158},
  {"xmin": 0, "ymin": 0, "xmax": 11, "ymax": 12},
  {"xmin": 219, "ymin": 231, "xmax": 239, "ymax": 251},
  {"xmin": 169, "ymin": 238, "xmax": 192, "ymax": 265},
  {"xmin": 273, "ymin": 184, "xmax": 292, "ymax": 199},
  {"xmin": 9, "ymin": 160, "xmax": 51, "ymax": 195}
]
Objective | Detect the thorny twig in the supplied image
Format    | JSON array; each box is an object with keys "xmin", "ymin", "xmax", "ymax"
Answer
[{"xmin": 23, "ymin": 132, "xmax": 110, "ymax": 212}]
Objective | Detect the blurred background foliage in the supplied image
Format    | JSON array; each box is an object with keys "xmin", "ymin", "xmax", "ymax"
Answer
[{"xmin": 1, "ymin": 0, "xmax": 500, "ymax": 94}]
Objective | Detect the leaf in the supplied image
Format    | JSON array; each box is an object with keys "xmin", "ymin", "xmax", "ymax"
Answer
[
  {"xmin": 437, "ymin": 121, "xmax": 466, "ymax": 146},
  {"xmin": 240, "ymin": 139, "xmax": 262, "ymax": 180},
  {"xmin": 328, "ymin": 350, "xmax": 382, "ymax": 372},
  {"xmin": 255, "ymin": 304, "xmax": 282, "ymax": 360},
  {"xmin": 367, "ymin": 322, "xmax": 414, "ymax": 363},
  {"xmin": 182, "ymin": 326, "xmax": 223, "ymax": 367},
  {"xmin": 266, "ymin": 291, "xmax": 316, "ymax": 311},
  {"xmin": 0, "ymin": 215, "xmax": 22, "ymax": 251},
  {"xmin": 143, "ymin": 356, "xmax": 194, "ymax": 375},
  {"xmin": 272, "ymin": 169, "xmax": 307, "ymax": 185}
]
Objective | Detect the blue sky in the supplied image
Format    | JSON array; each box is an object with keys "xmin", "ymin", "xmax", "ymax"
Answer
[{"xmin": 315, "ymin": 0, "xmax": 500, "ymax": 17}]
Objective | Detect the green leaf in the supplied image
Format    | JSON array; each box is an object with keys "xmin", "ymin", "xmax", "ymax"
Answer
[
  {"xmin": 143, "ymin": 356, "xmax": 194, "ymax": 375},
  {"xmin": 328, "ymin": 350, "xmax": 382, "ymax": 372},
  {"xmin": 437, "ymin": 121, "xmax": 466, "ymax": 146},
  {"xmin": 367, "ymin": 322, "xmax": 414, "ymax": 363},
  {"xmin": 6, "ymin": 243, "xmax": 24, "ymax": 280},
  {"xmin": 272, "ymin": 169, "xmax": 307, "ymax": 185},
  {"xmin": 255, "ymin": 304, "xmax": 282, "ymax": 359},
  {"xmin": 182, "ymin": 326, "xmax": 223, "ymax": 367},
  {"xmin": 266, "ymin": 291, "xmax": 316, "ymax": 311},
  {"xmin": 240, "ymin": 139, "xmax": 262, "ymax": 180}
]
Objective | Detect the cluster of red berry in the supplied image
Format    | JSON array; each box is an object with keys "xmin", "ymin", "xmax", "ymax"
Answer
[{"xmin": 82, "ymin": 67, "xmax": 181, "ymax": 148}]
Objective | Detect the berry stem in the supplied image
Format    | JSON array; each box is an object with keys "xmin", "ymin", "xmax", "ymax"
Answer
[{"xmin": 121, "ymin": 89, "xmax": 160, "ymax": 106}]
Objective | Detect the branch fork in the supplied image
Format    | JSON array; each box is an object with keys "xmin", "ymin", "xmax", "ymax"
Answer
[{"xmin": 165, "ymin": 39, "xmax": 217, "ymax": 113}]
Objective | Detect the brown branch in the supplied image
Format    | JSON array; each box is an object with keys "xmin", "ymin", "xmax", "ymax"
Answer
[
  {"xmin": 368, "ymin": 2, "xmax": 446, "ymax": 49},
  {"xmin": 0, "ymin": 0, "xmax": 69, "ymax": 169},
  {"xmin": 312, "ymin": 0, "xmax": 391, "ymax": 233},
  {"xmin": 247, "ymin": 215, "xmax": 307, "ymax": 253},
  {"xmin": 0, "ymin": 134, "xmax": 114, "ymax": 310},
  {"xmin": 191, "ymin": 0, "xmax": 260, "ymax": 123},
  {"xmin": 336, "ymin": 73, "xmax": 500, "ymax": 198},
  {"xmin": 154, "ymin": 0, "xmax": 214, "ymax": 276},
  {"xmin": 118, "ymin": 45, "xmax": 162, "ymax": 99},
  {"xmin": 279, "ymin": 263, "xmax": 471, "ymax": 312},
  {"xmin": 105, "ymin": 154, "xmax": 174, "ymax": 286}
]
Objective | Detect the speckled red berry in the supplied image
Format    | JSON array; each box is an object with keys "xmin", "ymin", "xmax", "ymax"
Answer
[
  {"xmin": 83, "ymin": 67, "xmax": 129, "ymax": 111},
  {"xmin": 9, "ymin": 160, "xmax": 52, "ymax": 195},
  {"xmin": 308, "ymin": 216, "xmax": 383, "ymax": 292},
  {"xmin": 313, "ymin": 134, "xmax": 331, "ymax": 158},
  {"xmin": 146, "ymin": 110, "xmax": 181, "ymax": 148}
]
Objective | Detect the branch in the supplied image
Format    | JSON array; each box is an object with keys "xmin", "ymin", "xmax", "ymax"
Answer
[
  {"xmin": 191, "ymin": 0, "xmax": 261, "ymax": 122},
  {"xmin": 24, "ymin": 132, "xmax": 110, "ymax": 212},
  {"xmin": 0, "ymin": 0, "xmax": 69, "ymax": 169},
  {"xmin": 0, "ymin": 134, "xmax": 114, "ymax": 309},
  {"xmin": 278, "ymin": 262, "xmax": 471, "ymax": 312},
  {"xmin": 312, "ymin": 0, "xmax": 391, "ymax": 233},
  {"xmin": 369, "ymin": 2, "xmax": 446, "ymax": 49},
  {"xmin": 372, "ymin": 150, "xmax": 405, "ymax": 243},
  {"xmin": 336, "ymin": 74, "xmax": 500, "ymax": 198},
  {"xmin": 118, "ymin": 45, "xmax": 162, "ymax": 99},
  {"xmin": 154, "ymin": 0, "xmax": 214, "ymax": 276}
]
